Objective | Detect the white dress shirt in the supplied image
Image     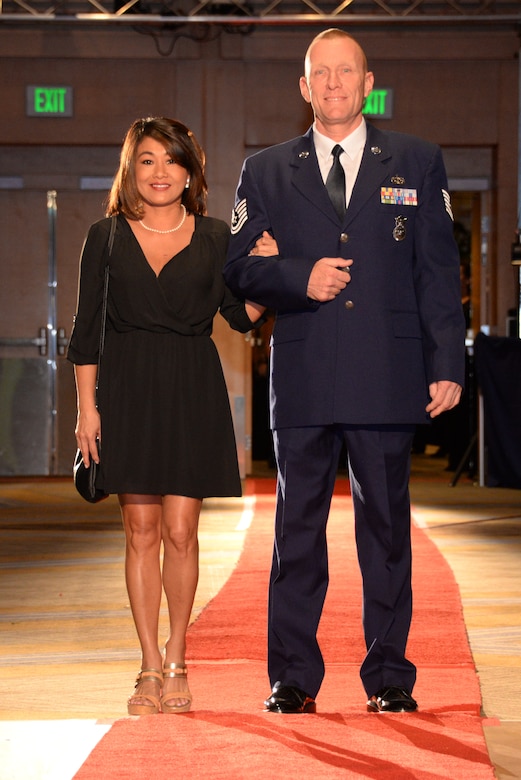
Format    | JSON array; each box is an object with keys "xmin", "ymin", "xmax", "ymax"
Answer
[{"xmin": 313, "ymin": 120, "xmax": 367, "ymax": 209}]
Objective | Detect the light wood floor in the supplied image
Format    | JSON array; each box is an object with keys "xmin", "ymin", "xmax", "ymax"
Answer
[
  {"xmin": 407, "ymin": 451, "xmax": 521, "ymax": 780},
  {"xmin": 0, "ymin": 450, "xmax": 520, "ymax": 779}
]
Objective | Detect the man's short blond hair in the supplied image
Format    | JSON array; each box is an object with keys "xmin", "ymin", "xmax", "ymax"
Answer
[{"xmin": 304, "ymin": 28, "xmax": 368, "ymax": 76}]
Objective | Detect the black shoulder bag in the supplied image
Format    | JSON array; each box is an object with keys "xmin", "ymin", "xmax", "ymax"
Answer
[{"xmin": 73, "ymin": 215, "xmax": 117, "ymax": 503}]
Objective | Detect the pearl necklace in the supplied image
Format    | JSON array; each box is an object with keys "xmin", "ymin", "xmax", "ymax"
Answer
[{"xmin": 139, "ymin": 204, "xmax": 187, "ymax": 234}]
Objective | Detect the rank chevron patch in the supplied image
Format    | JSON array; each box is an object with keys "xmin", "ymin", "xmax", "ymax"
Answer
[
  {"xmin": 231, "ymin": 198, "xmax": 248, "ymax": 235},
  {"xmin": 442, "ymin": 189, "xmax": 454, "ymax": 221}
]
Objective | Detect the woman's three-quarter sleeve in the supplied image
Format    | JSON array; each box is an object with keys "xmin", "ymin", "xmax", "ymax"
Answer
[{"xmin": 67, "ymin": 219, "xmax": 111, "ymax": 365}]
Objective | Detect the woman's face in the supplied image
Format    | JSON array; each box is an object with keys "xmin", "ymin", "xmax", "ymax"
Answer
[{"xmin": 134, "ymin": 136, "xmax": 189, "ymax": 210}]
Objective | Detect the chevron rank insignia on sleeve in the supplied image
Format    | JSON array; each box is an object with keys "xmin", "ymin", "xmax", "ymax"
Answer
[
  {"xmin": 442, "ymin": 189, "xmax": 454, "ymax": 221},
  {"xmin": 231, "ymin": 198, "xmax": 248, "ymax": 235}
]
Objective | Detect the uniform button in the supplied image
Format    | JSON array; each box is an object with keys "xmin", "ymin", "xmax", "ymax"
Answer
[
  {"xmin": 340, "ymin": 233, "xmax": 349, "ymax": 243},
  {"xmin": 345, "ymin": 300, "xmax": 354, "ymax": 309}
]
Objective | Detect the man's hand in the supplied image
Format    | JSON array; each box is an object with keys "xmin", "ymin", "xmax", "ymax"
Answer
[
  {"xmin": 307, "ymin": 257, "xmax": 353, "ymax": 302},
  {"xmin": 426, "ymin": 380, "xmax": 463, "ymax": 418}
]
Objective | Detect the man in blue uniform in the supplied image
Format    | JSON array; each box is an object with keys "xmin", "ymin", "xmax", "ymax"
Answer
[{"xmin": 224, "ymin": 28, "xmax": 465, "ymax": 714}]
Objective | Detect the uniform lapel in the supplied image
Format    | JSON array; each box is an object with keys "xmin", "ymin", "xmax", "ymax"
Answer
[
  {"xmin": 344, "ymin": 125, "xmax": 392, "ymax": 225},
  {"xmin": 288, "ymin": 125, "xmax": 394, "ymax": 225},
  {"xmin": 290, "ymin": 128, "xmax": 338, "ymax": 221}
]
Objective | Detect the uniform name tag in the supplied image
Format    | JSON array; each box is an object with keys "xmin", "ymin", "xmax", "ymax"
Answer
[{"xmin": 381, "ymin": 187, "xmax": 417, "ymax": 206}]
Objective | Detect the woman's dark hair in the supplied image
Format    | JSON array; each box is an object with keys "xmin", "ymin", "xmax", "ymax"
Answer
[{"xmin": 106, "ymin": 117, "xmax": 208, "ymax": 219}]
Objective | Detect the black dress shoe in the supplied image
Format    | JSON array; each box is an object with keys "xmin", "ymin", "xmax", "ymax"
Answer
[
  {"xmin": 367, "ymin": 686, "xmax": 418, "ymax": 713},
  {"xmin": 264, "ymin": 683, "xmax": 316, "ymax": 713}
]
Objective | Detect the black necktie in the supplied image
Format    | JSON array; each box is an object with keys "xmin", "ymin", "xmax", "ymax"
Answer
[{"xmin": 325, "ymin": 144, "xmax": 346, "ymax": 220}]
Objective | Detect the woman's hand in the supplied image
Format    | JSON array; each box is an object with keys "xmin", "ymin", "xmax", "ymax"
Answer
[
  {"xmin": 74, "ymin": 364, "xmax": 101, "ymax": 467},
  {"xmin": 249, "ymin": 231, "xmax": 279, "ymax": 257},
  {"xmin": 75, "ymin": 409, "xmax": 101, "ymax": 468}
]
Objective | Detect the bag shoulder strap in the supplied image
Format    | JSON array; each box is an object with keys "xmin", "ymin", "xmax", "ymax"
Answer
[
  {"xmin": 97, "ymin": 215, "xmax": 117, "ymax": 379},
  {"xmin": 107, "ymin": 213, "xmax": 117, "ymax": 257}
]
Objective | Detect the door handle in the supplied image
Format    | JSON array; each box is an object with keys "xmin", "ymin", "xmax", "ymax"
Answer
[
  {"xmin": 57, "ymin": 327, "xmax": 68, "ymax": 356},
  {"xmin": 0, "ymin": 327, "xmax": 47, "ymax": 355}
]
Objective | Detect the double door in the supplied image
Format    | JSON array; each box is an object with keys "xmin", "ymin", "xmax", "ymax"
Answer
[{"xmin": 0, "ymin": 185, "xmax": 109, "ymax": 475}]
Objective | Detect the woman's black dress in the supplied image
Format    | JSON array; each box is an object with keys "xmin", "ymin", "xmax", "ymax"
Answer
[{"xmin": 68, "ymin": 214, "xmax": 254, "ymax": 498}]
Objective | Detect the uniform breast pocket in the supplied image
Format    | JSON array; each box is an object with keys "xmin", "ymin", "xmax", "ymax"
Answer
[{"xmin": 378, "ymin": 209, "xmax": 415, "ymax": 243}]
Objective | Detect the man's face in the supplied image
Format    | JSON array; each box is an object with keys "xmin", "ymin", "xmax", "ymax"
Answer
[{"xmin": 299, "ymin": 35, "xmax": 374, "ymax": 138}]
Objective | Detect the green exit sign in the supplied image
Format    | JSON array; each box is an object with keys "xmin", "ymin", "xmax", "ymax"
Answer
[
  {"xmin": 26, "ymin": 86, "xmax": 73, "ymax": 117},
  {"xmin": 363, "ymin": 88, "xmax": 394, "ymax": 119}
]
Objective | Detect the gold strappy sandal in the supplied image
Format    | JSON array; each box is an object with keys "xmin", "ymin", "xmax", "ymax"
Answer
[
  {"xmin": 127, "ymin": 668, "xmax": 163, "ymax": 716},
  {"xmin": 161, "ymin": 663, "xmax": 192, "ymax": 714}
]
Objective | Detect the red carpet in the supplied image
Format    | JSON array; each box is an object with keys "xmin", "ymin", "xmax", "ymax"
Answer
[{"xmin": 74, "ymin": 479, "xmax": 495, "ymax": 779}]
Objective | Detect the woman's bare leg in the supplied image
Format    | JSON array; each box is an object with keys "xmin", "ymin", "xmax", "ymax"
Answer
[
  {"xmin": 160, "ymin": 494, "xmax": 202, "ymax": 708},
  {"xmin": 120, "ymin": 494, "xmax": 163, "ymax": 708}
]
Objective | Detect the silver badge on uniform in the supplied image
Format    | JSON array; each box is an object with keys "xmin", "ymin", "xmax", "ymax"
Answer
[
  {"xmin": 391, "ymin": 176, "xmax": 405, "ymax": 185},
  {"xmin": 393, "ymin": 215, "xmax": 407, "ymax": 241}
]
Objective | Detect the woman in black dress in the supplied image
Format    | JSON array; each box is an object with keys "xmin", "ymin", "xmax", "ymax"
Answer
[{"xmin": 68, "ymin": 117, "xmax": 265, "ymax": 715}]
